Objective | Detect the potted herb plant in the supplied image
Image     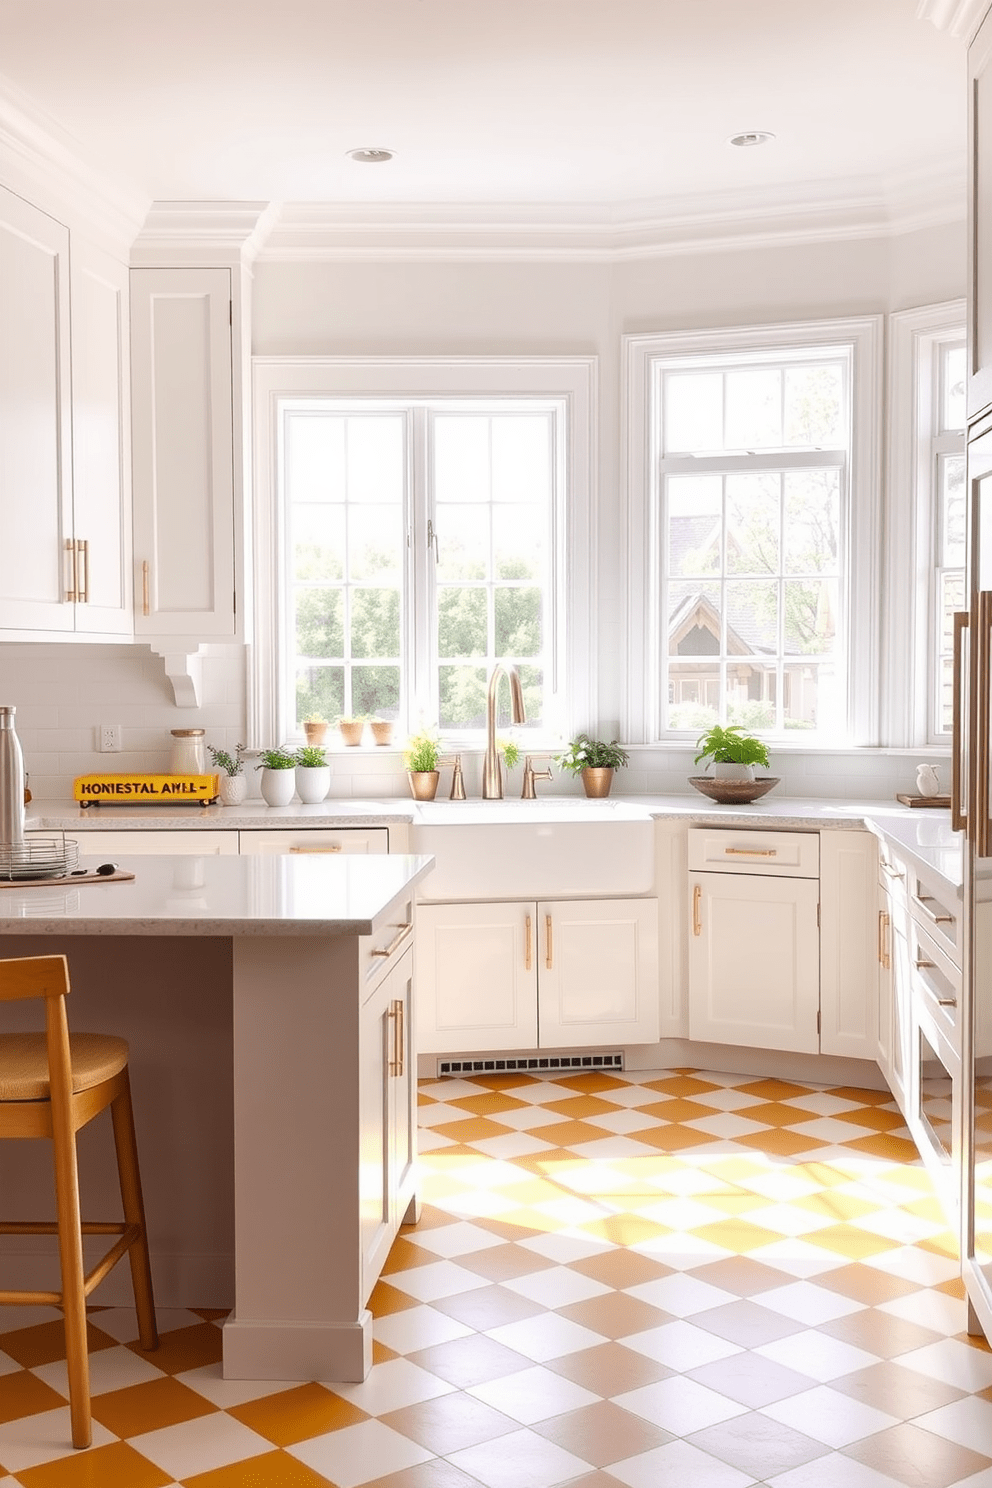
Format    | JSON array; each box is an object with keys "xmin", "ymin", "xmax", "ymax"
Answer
[
  {"xmin": 694, "ymin": 724, "xmax": 770, "ymax": 782},
  {"xmin": 370, "ymin": 717, "xmax": 395, "ymax": 747},
  {"xmin": 207, "ymin": 743, "xmax": 247, "ymax": 807},
  {"xmin": 337, "ymin": 714, "xmax": 366, "ymax": 748},
  {"xmin": 403, "ymin": 727, "xmax": 441, "ymax": 800},
  {"xmin": 555, "ymin": 733, "xmax": 630, "ymax": 798},
  {"xmin": 256, "ymin": 746, "xmax": 297, "ymax": 807},
  {"xmin": 303, "ymin": 714, "xmax": 328, "ymax": 746},
  {"xmin": 294, "ymin": 745, "xmax": 330, "ymax": 804}
]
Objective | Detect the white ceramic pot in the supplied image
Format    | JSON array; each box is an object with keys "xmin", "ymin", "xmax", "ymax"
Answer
[
  {"xmin": 259, "ymin": 767, "xmax": 296, "ymax": 807},
  {"xmin": 713, "ymin": 762, "xmax": 755, "ymax": 782},
  {"xmin": 218, "ymin": 774, "xmax": 248, "ymax": 806},
  {"xmin": 296, "ymin": 765, "xmax": 330, "ymax": 804}
]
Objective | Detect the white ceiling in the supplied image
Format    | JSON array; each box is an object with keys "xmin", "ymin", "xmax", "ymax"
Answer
[{"xmin": 0, "ymin": 0, "xmax": 969, "ymax": 235}]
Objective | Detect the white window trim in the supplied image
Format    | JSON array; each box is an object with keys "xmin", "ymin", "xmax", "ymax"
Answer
[
  {"xmin": 250, "ymin": 356, "xmax": 597, "ymax": 748},
  {"xmin": 622, "ymin": 316, "xmax": 883, "ymax": 746},
  {"xmin": 885, "ymin": 300, "xmax": 966, "ymax": 749}
]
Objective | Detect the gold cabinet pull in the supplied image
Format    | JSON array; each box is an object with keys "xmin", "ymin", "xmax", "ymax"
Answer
[
  {"xmin": 878, "ymin": 910, "xmax": 890, "ymax": 969},
  {"xmin": 914, "ymin": 956, "xmax": 936, "ymax": 971},
  {"xmin": 525, "ymin": 913, "xmax": 532, "ymax": 971},
  {"xmin": 545, "ymin": 914, "xmax": 553, "ymax": 970},
  {"xmin": 142, "ymin": 560, "xmax": 150, "ymax": 617},
  {"xmin": 724, "ymin": 846, "xmax": 777, "ymax": 857},
  {"xmin": 76, "ymin": 539, "xmax": 88, "ymax": 602},
  {"xmin": 389, "ymin": 997, "xmax": 405, "ymax": 1077},
  {"xmin": 692, "ymin": 882, "xmax": 702, "ymax": 937},
  {"xmin": 881, "ymin": 861, "xmax": 905, "ymax": 880},
  {"xmin": 952, "ymin": 609, "xmax": 968, "ymax": 832},
  {"xmin": 64, "ymin": 538, "xmax": 78, "ymax": 602},
  {"xmin": 913, "ymin": 893, "xmax": 953, "ymax": 925},
  {"xmin": 977, "ymin": 592, "xmax": 992, "ymax": 857},
  {"xmin": 371, "ymin": 922, "xmax": 414, "ymax": 960},
  {"xmin": 290, "ymin": 844, "xmax": 343, "ymax": 853}
]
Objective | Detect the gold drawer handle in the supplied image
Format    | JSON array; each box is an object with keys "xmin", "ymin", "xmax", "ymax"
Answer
[
  {"xmin": 725, "ymin": 847, "xmax": 777, "ymax": 857},
  {"xmin": 878, "ymin": 910, "xmax": 890, "ymax": 969},
  {"xmin": 76, "ymin": 539, "xmax": 89, "ymax": 602},
  {"xmin": 881, "ymin": 862, "xmax": 905, "ymax": 880},
  {"xmin": 693, "ymin": 882, "xmax": 702, "ymax": 937},
  {"xmin": 937, "ymin": 994, "xmax": 958, "ymax": 1008},
  {"xmin": 914, "ymin": 957, "xmax": 936, "ymax": 970},
  {"xmin": 525, "ymin": 914, "xmax": 532, "ymax": 971},
  {"xmin": 913, "ymin": 893, "xmax": 953, "ymax": 926},
  {"xmin": 546, "ymin": 914, "xmax": 553, "ymax": 970},
  {"xmin": 142, "ymin": 559, "xmax": 150, "ymax": 617},
  {"xmin": 371, "ymin": 922, "xmax": 414, "ymax": 960},
  {"xmin": 389, "ymin": 998, "xmax": 405, "ymax": 1076},
  {"xmin": 290, "ymin": 844, "xmax": 343, "ymax": 853}
]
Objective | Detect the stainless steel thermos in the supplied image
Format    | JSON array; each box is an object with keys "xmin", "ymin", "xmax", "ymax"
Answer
[{"xmin": 0, "ymin": 706, "xmax": 25, "ymax": 845}]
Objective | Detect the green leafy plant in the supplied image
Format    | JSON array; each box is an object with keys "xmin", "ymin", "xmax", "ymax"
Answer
[
  {"xmin": 303, "ymin": 713, "xmax": 326, "ymax": 724},
  {"xmin": 694, "ymin": 724, "xmax": 770, "ymax": 770},
  {"xmin": 404, "ymin": 727, "xmax": 441, "ymax": 773},
  {"xmin": 555, "ymin": 734, "xmax": 630, "ymax": 775},
  {"xmin": 336, "ymin": 713, "xmax": 367, "ymax": 726},
  {"xmin": 256, "ymin": 747, "xmax": 296, "ymax": 771},
  {"xmin": 294, "ymin": 745, "xmax": 328, "ymax": 768},
  {"xmin": 207, "ymin": 743, "xmax": 244, "ymax": 777},
  {"xmin": 498, "ymin": 738, "xmax": 520, "ymax": 771}
]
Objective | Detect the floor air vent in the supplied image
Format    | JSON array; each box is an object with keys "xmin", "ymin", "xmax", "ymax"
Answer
[{"xmin": 437, "ymin": 1052, "xmax": 624, "ymax": 1076}]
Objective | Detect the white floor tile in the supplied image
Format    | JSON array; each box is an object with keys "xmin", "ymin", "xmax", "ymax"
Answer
[
  {"xmin": 897, "ymin": 1337, "xmax": 992, "ymax": 1392},
  {"xmin": 754, "ymin": 1330, "xmax": 880, "ymax": 1382},
  {"xmin": 682, "ymin": 1113, "xmax": 769, "ymax": 1139},
  {"xmin": 177, "ymin": 1363, "xmax": 308, "ymax": 1407},
  {"xmin": 609, "ymin": 1436, "xmax": 758, "ymax": 1488},
  {"xmin": 503, "ymin": 1265, "xmax": 611, "ymax": 1307},
  {"xmin": 876, "ymin": 1288, "xmax": 964, "ymax": 1334},
  {"xmin": 405, "ymin": 1220, "xmax": 508, "ymax": 1258},
  {"xmin": 755, "ymin": 1281, "xmax": 864, "ymax": 1326},
  {"xmin": 0, "ymin": 1350, "xmax": 22, "ymax": 1377},
  {"xmin": 745, "ymin": 1240, "xmax": 850, "ymax": 1278},
  {"xmin": 467, "ymin": 1363, "xmax": 600, "ymax": 1424},
  {"xmin": 627, "ymin": 1273, "xmax": 739, "ymax": 1317},
  {"xmin": 762, "ymin": 1384, "xmax": 900, "ymax": 1447},
  {"xmin": 904, "ymin": 1395, "xmax": 992, "ymax": 1455},
  {"xmin": 0, "ymin": 1408, "xmax": 116, "ymax": 1473},
  {"xmin": 89, "ymin": 1306, "xmax": 205, "ymax": 1344},
  {"xmin": 0, "ymin": 1307, "xmax": 62, "ymax": 1335},
  {"xmin": 472, "ymin": 1131, "xmax": 559, "ymax": 1159},
  {"xmin": 614, "ymin": 1374, "xmax": 748, "ymax": 1433},
  {"xmin": 373, "ymin": 1303, "xmax": 473, "ymax": 1354},
  {"xmin": 516, "ymin": 1231, "xmax": 612, "ymax": 1263},
  {"xmin": 32, "ymin": 1343, "xmax": 166, "ymax": 1399},
  {"xmin": 130, "ymin": 1413, "xmax": 271, "ymax": 1480},
  {"xmin": 485, "ymin": 1312, "xmax": 607, "ymax": 1361},
  {"xmin": 334, "ymin": 1357, "xmax": 456, "ymax": 1413},
  {"xmin": 863, "ymin": 1245, "xmax": 960, "ymax": 1286},
  {"xmin": 385, "ymin": 1258, "xmax": 490, "ymax": 1303},
  {"xmin": 290, "ymin": 1418, "xmax": 433, "ymax": 1487},
  {"xmin": 624, "ymin": 1319, "xmax": 743, "ymax": 1370},
  {"xmin": 765, "ymin": 1451, "xmax": 910, "ymax": 1488},
  {"xmin": 583, "ymin": 1107, "xmax": 671, "ymax": 1133},
  {"xmin": 738, "ymin": 1204, "xmax": 837, "ymax": 1238},
  {"xmin": 448, "ymin": 1425, "xmax": 592, "ymax": 1488}
]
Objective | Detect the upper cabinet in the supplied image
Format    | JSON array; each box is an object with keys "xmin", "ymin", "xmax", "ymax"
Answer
[
  {"xmin": 0, "ymin": 185, "xmax": 131, "ymax": 637},
  {"xmin": 969, "ymin": 7, "xmax": 992, "ymax": 422},
  {"xmin": 130, "ymin": 267, "xmax": 237, "ymax": 644}
]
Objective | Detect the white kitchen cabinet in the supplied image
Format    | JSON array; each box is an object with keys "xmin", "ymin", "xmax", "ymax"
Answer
[
  {"xmin": 0, "ymin": 188, "xmax": 132, "ymax": 638},
  {"xmin": 970, "ymin": 6, "xmax": 992, "ymax": 423},
  {"xmin": 359, "ymin": 943, "xmax": 417, "ymax": 1299},
  {"xmin": 416, "ymin": 897, "xmax": 659, "ymax": 1055},
  {"xmin": 688, "ymin": 868, "xmax": 820, "ymax": 1054},
  {"xmin": 64, "ymin": 830, "xmax": 239, "ymax": 857},
  {"xmin": 130, "ymin": 267, "xmax": 236, "ymax": 641},
  {"xmin": 238, "ymin": 828, "xmax": 389, "ymax": 855},
  {"xmin": 819, "ymin": 831, "xmax": 878, "ymax": 1061}
]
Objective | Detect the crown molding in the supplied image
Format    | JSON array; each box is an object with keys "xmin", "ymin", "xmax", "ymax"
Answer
[
  {"xmin": 130, "ymin": 201, "xmax": 281, "ymax": 268},
  {"xmin": 257, "ymin": 163, "xmax": 965, "ymax": 264},
  {"xmin": 0, "ymin": 71, "xmax": 147, "ymax": 257},
  {"xmin": 917, "ymin": 0, "xmax": 988, "ymax": 39}
]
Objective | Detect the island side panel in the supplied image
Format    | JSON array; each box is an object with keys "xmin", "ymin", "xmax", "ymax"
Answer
[
  {"xmin": 224, "ymin": 933, "xmax": 370, "ymax": 1382},
  {"xmin": 0, "ymin": 933, "xmax": 235, "ymax": 1309}
]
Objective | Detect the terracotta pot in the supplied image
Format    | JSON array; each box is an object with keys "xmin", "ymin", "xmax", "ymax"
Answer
[
  {"xmin": 303, "ymin": 721, "xmax": 328, "ymax": 746},
  {"xmin": 407, "ymin": 770, "xmax": 439, "ymax": 801},
  {"xmin": 580, "ymin": 766, "xmax": 614, "ymax": 798},
  {"xmin": 218, "ymin": 774, "xmax": 248, "ymax": 806},
  {"xmin": 260, "ymin": 768, "xmax": 296, "ymax": 807},
  {"xmin": 370, "ymin": 720, "xmax": 394, "ymax": 746},
  {"xmin": 338, "ymin": 720, "xmax": 365, "ymax": 747}
]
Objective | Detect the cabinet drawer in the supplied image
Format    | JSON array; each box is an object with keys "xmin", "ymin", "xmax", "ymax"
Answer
[
  {"xmin": 361, "ymin": 897, "xmax": 416, "ymax": 993},
  {"xmin": 909, "ymin": 918, "xmax": 961, "ymax": 1054},
  {"xmin": 238, "ymin": 828, "xmax": 389, "ymax": 855},
  {"xmin": 59, "ymin": 829, "xmax": 239, "ymax": 857},
  {"xmin": 688, "ymin": 827, "xmax": 818, "ymax": 878},
  {"xmin": 877, "ymin": 838, "xmax": 910, "ymax": 905},
  {"xmin": 908, "ymin": 870, "xmax": 962, "ymax": 970}
]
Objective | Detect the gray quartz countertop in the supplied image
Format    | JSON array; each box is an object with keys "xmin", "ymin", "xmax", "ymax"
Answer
[{"xmin": 0, "ymin": 852, "xmax": 435, "ymax": 936}]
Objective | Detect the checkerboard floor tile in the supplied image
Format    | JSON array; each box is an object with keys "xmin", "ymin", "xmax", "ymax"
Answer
[{"xmin": 2, "ymin": 1068, "xmax": 992, "ymax": 1486}]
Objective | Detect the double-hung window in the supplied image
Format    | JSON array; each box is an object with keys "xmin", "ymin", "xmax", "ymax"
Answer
[
  {"xmin": 624, "ymin": 319, "xmax": 881, "ymax": 744},
  {"xmin": 252, "ymin": 359, "xmax": 594, "ymax": 747}
]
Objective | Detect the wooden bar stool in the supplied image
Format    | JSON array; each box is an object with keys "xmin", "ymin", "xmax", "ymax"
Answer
[{"xmin": 0, "ymin": 953, "xmax": 158, "ymax": 1448}]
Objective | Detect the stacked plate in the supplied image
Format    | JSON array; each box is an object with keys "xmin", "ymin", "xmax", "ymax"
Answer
[{"xmin": 0, "ymin": 836, "xmax": 79, "ymax": 881}]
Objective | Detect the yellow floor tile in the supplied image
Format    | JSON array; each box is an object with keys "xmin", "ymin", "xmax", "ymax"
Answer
[
  {"xmin": 553, "ymin": 1072, "xmax": 628, "ymax": 1094},
  {"xmin": 90, "ymin": 1375, "xmax": 219, "ymax": 1437},
  {"xmin": 690, "ymin": 1219, "xmax": 785, "ymax": 1253},
  {"xmin": 229, "ymin": 1381, "xmax": 368, "ymax": 1445},
  {"xmin": 542, "ymin": 1094, "xmax": 626, "ymax": 1118},
  {"xmin": 182, "ymin": 1450, "xmax": 333, "ymax": 1487},
  {"xmin": 15, "ymin": 1440, "xmax": 173, "ymax": 1488},
  {"xmin": 0, "ymin": 1319, "xmax": 116, "ymax": 1370},
  {"xmin": 126, "ymin": 1321, "xmax": 223, "ymax": 1376},
  {"xmin": 805, "ymin": 1223, "xmax": 902, "ymax": 1259},
  {"xmin": 0, "ymin": 1369, "xmax": 66, "ymax": 1425},
  {"xmin": 640, "ymin": 1074, "xmax": 720, "ymax": 1096},
  {"xmin": 445, "ymin": 1092, "xmax": 530, "ymax": 1116}
]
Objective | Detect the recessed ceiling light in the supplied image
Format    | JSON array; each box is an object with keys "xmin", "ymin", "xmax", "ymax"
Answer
[
  {"xmin": 347, "ymin": 147, "xmax": 394, "ymax": 164},
  {"xmin": 729, "ymin": 132, "xmax": 775, "ymax": 148}
]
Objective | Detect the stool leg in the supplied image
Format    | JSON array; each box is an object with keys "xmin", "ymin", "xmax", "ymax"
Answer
[
  {"xmin": 110, "ymin": 1070, "xmax": 158, "ymax": 1351},
  {"xmin": 51, "ymin": 1100, "xmax": 91, "ymax": 1448}
]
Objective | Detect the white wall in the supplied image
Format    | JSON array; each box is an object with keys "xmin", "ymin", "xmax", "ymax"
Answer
[{"xmin": 0, "ymin": 218, "xmax": 966, "ymax": 800}]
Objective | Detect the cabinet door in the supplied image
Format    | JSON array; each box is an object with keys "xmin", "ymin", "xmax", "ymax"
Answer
[
  {"xmin": 65, "ymin": 830, "xmax": 239, "ymax": 857},
  {"xmin": 970, "ymin": 7, "xmax": 992, "ymax": 422},
  {"xmin": 0, "ymin": 186, "xmax": 73, "ymax": 632},
  {"xmin": 688, "ymin": 871, "xmax": 820, "ymax": 1054},
  {"xmin": 238, "ymin": 828, "xmax": 389, "ymax": 855},
  {"xmin": 819, "ymin": 830, "xmax": 877, "ymax": 1060},
  {"xmin": 359, "ymin": 946, "xmax": 414, "ymax": 1302},
  {"xmin": 130, "ymin": 267, "xmax": 235, "ymax": 637},
  {"xmin": 70, "ymin": 242, "xmax": 132, "ymax": 635},
  {"xmin": 415, "ymin": 901, "xmax": 537, "ymax": 1054},
  {"xmin": 538, "ymin": 897, "xmax": 659, "ymax": 1048}
]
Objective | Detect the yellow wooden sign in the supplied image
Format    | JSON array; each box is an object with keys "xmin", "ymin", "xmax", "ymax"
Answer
[{"xmin": 74, "ymin": 774, "xmax": 219, "ymax": 807}]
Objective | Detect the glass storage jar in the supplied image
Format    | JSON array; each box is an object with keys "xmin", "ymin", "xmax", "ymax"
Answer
[{"xmin": 169, "ymin": 728, "xmax": 206, "ymax": 775}]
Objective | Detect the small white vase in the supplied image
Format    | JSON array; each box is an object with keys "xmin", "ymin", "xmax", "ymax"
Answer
[
  {"xmin": 218, "ymin": 774, "xmax": 248, "ymax": 806},
  {"xmin": 260, "ymin": 768, "xmax": 296, "ymax": 807},
  {"xmin": 296, "ymin": 765, "xmax": 330, "ymax": 804},
  {"xmin": 916, "ymin": 764, "xmax": 940, "ymax": 797},
  {"xmin": 714, "ymin": 762, "xmax": 755, "ymax": 782}
]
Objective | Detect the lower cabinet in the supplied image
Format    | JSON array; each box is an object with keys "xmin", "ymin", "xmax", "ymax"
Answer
[
  {"xmin": 416, "ymin": 897, "xmax": 659, "ymax": 1054},
  {"xmin": 60, "ymin": 829, "xmax": 239, "ymax": 856},
  {"xmin": 359, "ymin": 944, "xmax": 416, "ymax": 1301},
  {"xmin": 238, "ymin": 828, "xmax": 388, "ymax": 855},
  {"xmin": 688, "ymin": 870, "xmax": 820, "ymax": 1054}
]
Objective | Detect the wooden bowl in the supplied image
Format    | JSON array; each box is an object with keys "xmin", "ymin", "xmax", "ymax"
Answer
[{"xmin": 688, "ymin": 776, "xmax": 781, "ymax": 805}]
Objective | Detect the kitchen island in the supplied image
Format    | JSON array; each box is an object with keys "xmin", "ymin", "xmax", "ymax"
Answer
[{"xmin": 0, "ymin": 851, "xmax": 434, "ymax": 1382}]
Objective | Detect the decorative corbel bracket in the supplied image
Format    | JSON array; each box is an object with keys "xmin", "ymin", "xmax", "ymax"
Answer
[{"xmin": 151, "ymin": 644, "xmax": 204, "ymax": 708}]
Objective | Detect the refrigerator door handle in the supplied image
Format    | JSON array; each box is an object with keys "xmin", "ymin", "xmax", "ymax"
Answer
[
  {"xmin": 976, "ymin": 592, "xmax": 992, "ymax": 857},
  {"xmin": 953, "ymin": 609, "xmax": 969, "ymax": 835}
]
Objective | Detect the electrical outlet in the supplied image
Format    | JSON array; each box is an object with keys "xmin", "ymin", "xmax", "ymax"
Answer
[{"xmin": 99, "ymin": 724, "xmax": 122, "ymax": 753}]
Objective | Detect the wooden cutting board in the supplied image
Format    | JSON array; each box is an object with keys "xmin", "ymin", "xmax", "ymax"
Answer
[
  {"xmin": 0, "ymin": 869, "xmax": 135, "ymax": 889},
  {"xmin": 895, "ymin": 794, "xmax": 951, "ymax": 808}
]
